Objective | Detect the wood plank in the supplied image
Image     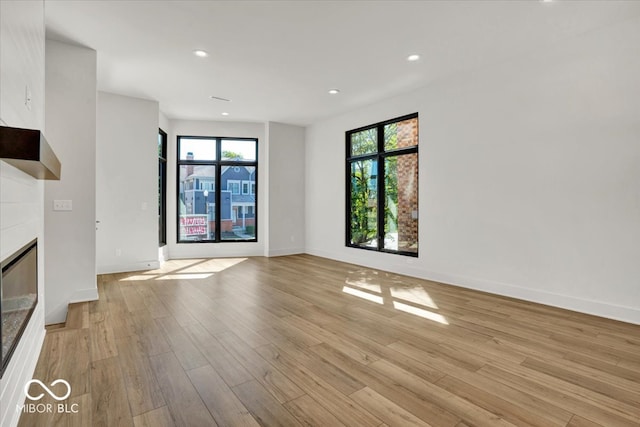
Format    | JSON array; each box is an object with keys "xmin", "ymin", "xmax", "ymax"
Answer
[
  {"xmin": 148, "ymin": 351, "xmax": 217, "ymax": 427},
  {"xmin": 215, "ymin": 330, "xmax": 305, "ymax": 404},
  {"xmin": 90, "ymin": 311, "xmax": 118, "ymax": 361},
  {"xmin": 196, "ymin": 337, "xmax": 254, "ymax": 387},
  {"xmin": 91, "ymin": 357, "xmax": 134, "ymax": 427},
  {"xmin": 310, "ymin": 342, "xmax": 461, "ymax": 426},
  {"xmin": 368, "ymin": 359, "xmax": 516, "ymax": 426},
  {"xmin": 115, "ymin": 334, "xmax": 165, "ymax": 417},
  {"xmin": 284, "ymin": 394, "xmax": 348, "ymax": 427},
  {"xmin": 434, "ymin": 375, "xmax": 561, "ymax": 427},
  {"xmin": 566, "ymin": 415, "xmax": 605, "ymax": 427},
  {"xmin": 350, "ymin": 387, "xmax": 433, "ymax": 427},
  {"xmin": 186, "ymin": 364, "xmax": 259, "ymax": 427},
  {"xmin": 155, "ymin": 316, "xmax": 208, "ymax": 370},
  {"xmin": 254, "ymin": 343, "xmax": 382, "ymax": 427},
  {"xmin": 132, "ymin": 406, "xmax": 175, "ymax": 427},
  {"xmin": 231, "ymin": 380, "xmax": 303, "ymax": 427},
  {"xmin": 65, "ymin": 302, "xmax": 89, "ymax": 329},
  {"xmin": 521, "ymin": 357, "xmax": 640, "ymax": 407},
  {"xmin": 129, "ymin": 309, "xmax": 171, "ymax": 356},
  {"xmin": 477, "ymin": 364, "xmax": 640, "ymax": 427}
]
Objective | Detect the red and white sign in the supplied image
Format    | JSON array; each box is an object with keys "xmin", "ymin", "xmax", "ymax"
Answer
[{"xmin": 180, "ymin": 215, "xmax": 208, "ymax": 236}]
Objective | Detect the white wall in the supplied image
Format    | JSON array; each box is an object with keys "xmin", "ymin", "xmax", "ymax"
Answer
[
  {"xmin": 305, "ymin": 16, "xmax": 640, "ymax": 324},
  {"xmin": 267, "ymin": 122, "xmax": 305, "ymax": 256},
  {"xmin": 96, "ymin": 92, "xmax": 159, "ymax": 273},
  {"xmin": 44, "ymin": 40, "xmax": 98, "ymax": 324},
  {"xmin": 0, "ymin": 2, "xmax": 47, "ymax": 426},
  {"xmin": 167, "ymin": 119, "xmax": 266, "ymax": 259}
]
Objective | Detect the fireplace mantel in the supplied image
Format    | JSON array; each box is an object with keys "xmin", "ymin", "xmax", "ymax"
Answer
[{"xmin": 0, "ymin": 126, "xmax": 61, "ymax": 180}]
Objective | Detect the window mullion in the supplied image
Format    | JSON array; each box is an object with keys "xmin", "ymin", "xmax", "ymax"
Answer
[
  {"xmin": 377, "ymin": 126, "xmax": 385, "ymax": 251},
  {"xmin": 215, "ymin": 138, "xmax": 221, "ymax": 242}
]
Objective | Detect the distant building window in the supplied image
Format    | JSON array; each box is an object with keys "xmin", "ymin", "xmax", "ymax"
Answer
[
  {"xmin": 177, "ymin": 136, "xmax": 258, "ymax": 242},
  {"xmin": 346, "ymin": 113, "xmax": 418, "ymax": 256},
  {"xmin": 228, "ymin": 180, "xmax": 241, "ymax": 195}
]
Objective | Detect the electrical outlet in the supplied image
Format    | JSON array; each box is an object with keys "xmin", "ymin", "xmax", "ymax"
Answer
[{"xmin": 53, "ymin": 200, "xmax": 72, "ymax": 211}]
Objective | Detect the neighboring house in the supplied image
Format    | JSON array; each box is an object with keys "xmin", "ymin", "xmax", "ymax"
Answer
[{"xmin": 180, "ymin": 164, "xmax": 256, "ymax": 238}]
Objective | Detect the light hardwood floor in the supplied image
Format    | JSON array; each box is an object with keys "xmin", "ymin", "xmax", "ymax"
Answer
[{"xmin": 18, "ymin": 255, "xmax": 640, "ymax": 427}]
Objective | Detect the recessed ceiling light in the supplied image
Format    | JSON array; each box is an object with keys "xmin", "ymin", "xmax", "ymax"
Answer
[
  {"xmin": 328, "ymin": 89, "xmax": 340, "ymax": 95},
  {"xmin": 221, "ymin": 112, "xmax": 229, "ymax": 116},
  {"xmin": 193, "ymin": 49, "xmax": 208, "ymax": 57},
  {"xmin": 407, "ymin": 54, "xmax": 420, "ymax": 62}
]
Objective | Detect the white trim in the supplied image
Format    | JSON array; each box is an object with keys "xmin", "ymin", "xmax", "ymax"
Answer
[
  {"xmin": 304, "ymin": 248, "xmax": 640, "ymax": 326},
  {"xmin": 0, "ymin": 306, "xmax": 46, "ymax": 427},
  {"xmin": 96, "ymin": 260, "xmax": 161, "ymax": 275},
  {"xmin": 69, "ymin": 287, "xmax": 99, "ymax": 304},
  {"xmin": 268, "ymin": 247, "xmax": 305, "ymax": 257}
]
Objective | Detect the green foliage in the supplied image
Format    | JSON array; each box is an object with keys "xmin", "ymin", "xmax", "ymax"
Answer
[
  {"xmin": 349, "ymin": 125, "xmax": 403, "ymax": 246},
  {"xmin": 351, "ymin": 128, "xmax": 377, "ymax": 156},
  {"xmin": 349, "ymin": 156, "xmax": 400, "ymax": 246},
  {"xmin": 245, "ymin": 225, "xmax": 255, "ymax": 235},
  {"xmin": 384, "ymin": 123, "xmax": 398, "ymax": 150},
  {"xmin": 384, "ymin": 156, "xmax": 398, "ymax": 234},
  {"xmin": 222, "ymin": 150, "xmax": 243, "ymax": 159},
  {"xmin": 350, "ymin": 160, "xmax": 377, "ymax": 245}
]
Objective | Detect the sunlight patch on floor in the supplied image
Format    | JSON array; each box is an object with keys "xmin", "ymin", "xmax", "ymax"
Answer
[
  {"xmin": 344, "ymin": 279, "xmax": 382, "ymax": 294},
  {"xmin": 343, "ymin": 273, "xmax": 448, "ymax": 325},
  {"xmin": 342, "ymin": 286, "xmax": 384, "ymax": 304},
  {"xmin": 154, "ymin": 273, "xmax": 214, "ymax": 280},
  {"xmin": 393, "ymin": 301, "xmax": 449, "ymax": 325},
  {"xmin": 118, "ymin": 257, "xmax": 247, "ymax": 281},
  {"xmin": 390, "ymin": 286, "xmax": 438, "ymax": 309}
]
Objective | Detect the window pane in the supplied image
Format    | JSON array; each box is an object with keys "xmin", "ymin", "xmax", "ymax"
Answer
[
  {"xmin": 350, "ymin": 128, "xmax": 377, "ymax": 156},
  {"xmin": 349, "ymin": 159, "xmax": 377, "ymax": 248},
  {"xmin": 384, "ymin": 117, "xmax": 418, "ymax": 151},
  {"xmin": 179, "ymin": 138, "xmax": 217, "ymax": 161},
  {"xmin": 222, "ymin": 166, "xmax": 256, "ymax": 240},
  {"xmin": 384, "ymin": 154, "xmax": 418, "ymax": 253},
  {"xmin": 221, "ymin": 139, "xmax": 256, "ymax": 161},
  {"xmin": 178, "ymin": 164, "xmax": 216, "ymax": 241}
]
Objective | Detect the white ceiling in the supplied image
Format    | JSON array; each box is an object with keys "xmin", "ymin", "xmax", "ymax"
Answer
[{"xmin": 44, "ymin": 0, "xmax": 640, "ymax": 126}]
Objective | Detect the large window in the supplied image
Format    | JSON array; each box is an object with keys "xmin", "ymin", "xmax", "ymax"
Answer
[
  {"xmin": 158, "ymin": 129, "xmax": 167, "ymax": 246},
  {"xmin": 177, "ymin": 136, "xmax": 257, "ymax": 243},
  {"xmin": 346, "ymin": 113, "xmax": 418, "ymax": 256}
]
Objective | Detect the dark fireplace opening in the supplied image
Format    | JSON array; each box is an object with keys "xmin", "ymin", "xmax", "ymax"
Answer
[{"xmin": 1, "ymin": 239, "xmax": 38, "ymax": 378}]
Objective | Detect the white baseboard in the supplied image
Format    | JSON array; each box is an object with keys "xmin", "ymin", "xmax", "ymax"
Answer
[
  {"xmin": 268, "ymin": 247, "xmax": 305, "ymax": 257},
  {"xmin": 305, "ymin": 248, "xmax": 640, "ymax": 326},
  {"xmin": 69, "ymin": 287, "xmax": 99, "ymax": 303},
  {"xmin": 97, "ymin": 260, "xmax": 160, "ymax": 275}
]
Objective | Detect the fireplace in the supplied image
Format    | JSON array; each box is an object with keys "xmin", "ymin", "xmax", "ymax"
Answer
[{"xmin": 0, "ymin": 239, "xmax": 38, "ymax": 377}]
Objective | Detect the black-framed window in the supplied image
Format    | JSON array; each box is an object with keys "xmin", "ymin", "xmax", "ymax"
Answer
[
  {"xmin": 177, "ymin": 136, "xmax": 258, "ymax": 243},
  {"xmin": 158, "ymin": 129, "xmax": 167, "ymax": 246},
  {"xmin": 346, "ymin": 113, "xmax": 418, "ymax": 256}
]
